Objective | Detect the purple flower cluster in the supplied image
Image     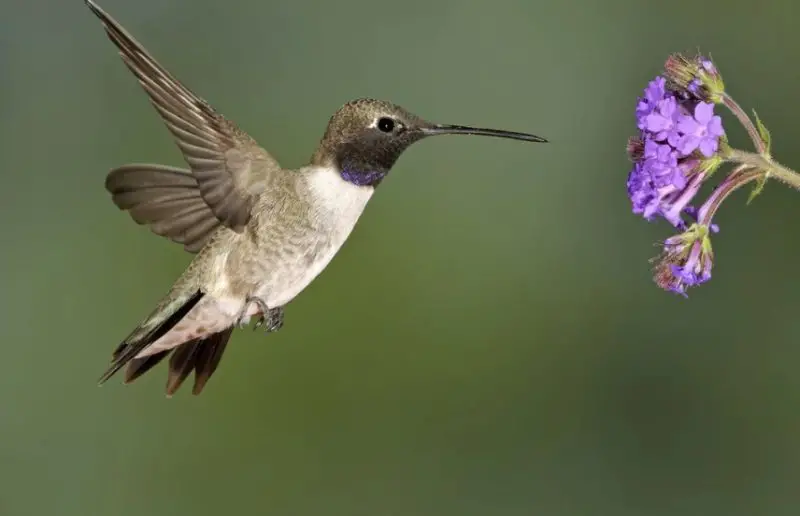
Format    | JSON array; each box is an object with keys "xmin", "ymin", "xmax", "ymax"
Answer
[
  {"xmin": 626, "ymin": 55, "xmax": 728, "ymax": 296},
  {"xmin": 627, "ymin": 76, "xmax": 724, "ymax": 230}
]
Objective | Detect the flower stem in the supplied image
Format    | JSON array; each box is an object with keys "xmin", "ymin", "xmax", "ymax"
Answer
[
  {"xmin": 698, "ymin": 165, "xmax": 760, "ymax": 225},
  {"xmin": 725, "ymin": 148, "xmax": 800, "ymax": 191},
  {"xmin": 722, "ymin": 93, "xmax": 766, "ymax": 154}
]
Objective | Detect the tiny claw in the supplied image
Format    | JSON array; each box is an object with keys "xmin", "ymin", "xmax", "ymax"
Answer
[
  {"xmin": 264, "ymin": 308, "xmax": 285, "ymax": 333},
  {"xmin": 246, "ymin": 296, "xmax": 270, "ymax": 315},
  {"xmin": 235, "ymin": 296, "xmax": 284, "ymax": 334},
  {"xmin": 235, "ymin": 296, "xmax": 269, "ymax": 329}
]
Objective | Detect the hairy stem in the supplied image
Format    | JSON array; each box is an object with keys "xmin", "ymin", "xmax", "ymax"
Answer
[
  {"xmin": 722, "ymin": 93, "xmax": 766, "ymax": 154},
  {"xmin": 725, "ymin": 148, "xmax": 800, "ymax": 191}
]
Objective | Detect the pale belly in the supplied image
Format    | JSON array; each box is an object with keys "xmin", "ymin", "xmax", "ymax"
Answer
[
  {"xmin": 136, "ymin": 242, "xmax": 343, "ymax": 358},
  {"xmin": 253, "ymin": 240, "xmax": 340, "ymax": 310}
]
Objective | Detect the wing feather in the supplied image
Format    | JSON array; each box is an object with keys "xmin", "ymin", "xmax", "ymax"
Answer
[
  {"xmin": 86, "ymin": 0, "xmax": 280, "ymax": 232},
  {"xmin": 105, "ymin": 164, "xmax": 222, "ymax": 252}
]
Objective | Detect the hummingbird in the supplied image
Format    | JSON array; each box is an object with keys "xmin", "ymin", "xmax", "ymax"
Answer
[{"xmin": 85, "ymin": 0, "xmax": 547, "ymax": 396}]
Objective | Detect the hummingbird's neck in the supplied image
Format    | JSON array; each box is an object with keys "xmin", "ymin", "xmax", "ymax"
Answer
[
  {"xmin": 303, "ymin": 166, "xmax": 374, "ymax": 221},
  {"xmin": 339, "ymin": 167, "xmax": 387, "ymax": 187},
  {"xmin": 311, "ymin": 146, "xmax": 390, "ymax": 188}
]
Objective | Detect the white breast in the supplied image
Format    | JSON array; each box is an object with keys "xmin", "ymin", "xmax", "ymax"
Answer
[
  {"xmin": 255, "ymin": 166, "xmax": 374, "ymax": 308},
  {"xmin": 306, "ymin": 166, "xmax": 375, "ymax": 220}
]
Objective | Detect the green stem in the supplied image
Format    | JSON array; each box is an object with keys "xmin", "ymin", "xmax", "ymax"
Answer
[
  {"xmin": 722, "ymin": 93, "xmax": 766, "ymax": 154},
  {"xmin": 725, "ymin": 148, "xmax": 800, "ymax": 191}
]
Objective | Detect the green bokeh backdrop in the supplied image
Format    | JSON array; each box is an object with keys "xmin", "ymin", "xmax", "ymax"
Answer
[{"xmin": 2, "ymin": 0, "xmax": 800, "ymax": 514}]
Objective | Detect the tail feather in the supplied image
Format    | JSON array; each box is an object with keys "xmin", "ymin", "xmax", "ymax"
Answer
[
  {"xmin": 98, "ymin": 289, "xmax": 204, "ymax": 385},
  {"xmin": 191, "ymin": 327, "xmax": 233, "ymax": 394},
  {"xmin": 166, "ymin": 341, "xmax": 201, "ymax": 396},
  {"xmin": 124, "ymin": 351, "xmax": 170, "ymax": 384},
  {"xmin": 102, "ymin": 289, "xmax": 235, "ymax": 396},
  {"xmin": 164, "ymin": 327, "xmax": 234, "ymax": 396}
]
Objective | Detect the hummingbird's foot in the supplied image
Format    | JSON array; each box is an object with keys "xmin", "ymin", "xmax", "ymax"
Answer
[
  {"xmin": 235, "ymin": 296, "xmax": 284, "ymax": 333},
  {"xmin": 235, "ymin": 296, "xmax": 268, "ymax": 329},
  {"xmin": 254, "ymin": 306, "xmax": 285, "ymax": 333}
]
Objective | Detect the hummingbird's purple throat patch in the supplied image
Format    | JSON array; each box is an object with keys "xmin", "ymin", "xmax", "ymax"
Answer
[{"xmin": 340, "ymin": 168, "xmax": 387, "ymax": 187}]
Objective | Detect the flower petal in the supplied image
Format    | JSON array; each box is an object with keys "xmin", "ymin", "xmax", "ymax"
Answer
[
  {"xmin": 698, "ymin": 138, "xmax": 717, "ymax": 158},
  {"xmin": 694, "ymin": 102, "xmax": 713, "ymax": 124},
  {"xmin": 708, "ymin": 116, "xmax": 724, "ymax": 137}
]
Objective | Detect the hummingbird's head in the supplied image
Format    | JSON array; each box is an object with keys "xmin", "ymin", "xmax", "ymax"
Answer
[{"xmin": 311, "ymin": 98, "xmax": 547, "ymax": 187}]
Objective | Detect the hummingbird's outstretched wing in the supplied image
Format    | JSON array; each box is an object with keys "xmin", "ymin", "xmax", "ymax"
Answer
[
  {"xmin": 105, "ymin": 164, "xmax": 221, "ymax": 253},
  {"xmin": 86, "ymin": 0, "xmax": 280, "ymax": 233}
]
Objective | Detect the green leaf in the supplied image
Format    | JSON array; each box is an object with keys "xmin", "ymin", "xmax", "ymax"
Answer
[
  {"xmin": 747, "ymin": 174, "xmax": 768, "ymax": 205},
  {"xmin": 753, "ymin": 109, "xmax": 772, "ymax": 154}
]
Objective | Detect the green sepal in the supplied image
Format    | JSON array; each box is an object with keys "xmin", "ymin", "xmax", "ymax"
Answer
[
  {"xmin": 746, "ymin": 174, "xmax": 768, "ymax": 205},
  {"xmin": 753, "ymin": 110, "xmax": 772, "ymax": 154}
]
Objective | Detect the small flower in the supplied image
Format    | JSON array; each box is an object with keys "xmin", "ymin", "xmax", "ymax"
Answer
[
  {"xmin": 636, "ymin": 77, "xmax": 667, "ymax": 124},
  {"xmin": 644, "ymin": 96, "xmax": 682, "ymax": 145},
  {"xmin": 627, "ymin": 162, "xmax": 657, "ymax": 218},
  {"xmin": 652, "ymin": 223, "xmax": 714, "ymax": 296},
  {"xmin": 642, "ymin": 139, "xmax": 683, "ymax": 190},
  {"xmin": 664, "ymin": 53, "xmax": 725, "ymax": 103},
  {"xmin": 675, "ymin": 102, "xmax": 725, "ymax": 157}
]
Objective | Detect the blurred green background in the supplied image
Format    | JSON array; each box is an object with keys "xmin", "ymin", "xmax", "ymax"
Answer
[{"xmin": 2, "ymin": 0, "xmax": 800, "ymax": 514}]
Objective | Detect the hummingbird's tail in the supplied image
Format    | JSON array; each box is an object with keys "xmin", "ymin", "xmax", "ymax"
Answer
[
  {"xmin": 124, "ymin": 326, "xmax": 234, "ymax": 396},
  {"xmin": 98, "ymin": 288, "xmax": 236, "ymax": 396}
]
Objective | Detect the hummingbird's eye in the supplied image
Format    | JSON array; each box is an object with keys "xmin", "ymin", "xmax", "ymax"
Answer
[{"xmin": 377, "ymin": 117, "xmax": 395, "ymax": 133}]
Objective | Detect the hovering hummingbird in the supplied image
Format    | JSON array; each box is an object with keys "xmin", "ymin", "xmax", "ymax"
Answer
[{"xmin": 85, "ymin": 0, "xmax": 547, "ymax": 396}]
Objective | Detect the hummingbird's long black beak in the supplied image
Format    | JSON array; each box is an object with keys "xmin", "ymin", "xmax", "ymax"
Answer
[{"xmin": 421, "ymin": 124, "xmax": 547, "ymax": 143}]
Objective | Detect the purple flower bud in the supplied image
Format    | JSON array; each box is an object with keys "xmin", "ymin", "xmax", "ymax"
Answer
[
  {"xmin": 699, "ymin": 58, "xmax": 718, "ymax": 76},
  {"xmin": 627, "ymin": 137, "xmax": 644, "ymax": 161},
  {"xmin": 663, "ymin": 53, "xmax": 725, "ymax": 103},
  {"xmin": 653, "ymin": 224, "xmax": 714, "ymax": 296}
]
